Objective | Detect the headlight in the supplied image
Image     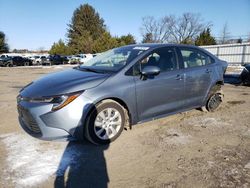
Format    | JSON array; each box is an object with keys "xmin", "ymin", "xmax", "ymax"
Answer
[
  {"xmin": 51, "ymin": 94, "xmax": 80, "ymax": 111},
  {"xmin": 28, "ymin": 92, "xmax": 82, "ymax": 111}
]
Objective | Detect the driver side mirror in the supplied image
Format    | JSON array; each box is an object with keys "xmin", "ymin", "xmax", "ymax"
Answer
[{"xmin": 141, "ymin": 66, "xmax": 160, "ymax": 76}]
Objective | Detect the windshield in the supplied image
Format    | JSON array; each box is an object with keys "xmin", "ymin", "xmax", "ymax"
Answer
[{"xmin": 80, "ymin": 46, "xmax": 149, "ymax": 72}]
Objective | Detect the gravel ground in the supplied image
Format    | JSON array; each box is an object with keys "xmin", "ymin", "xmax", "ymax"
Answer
[{"xmin": 0, "ymin": 66, "xmax": 249, "ymax": 188}]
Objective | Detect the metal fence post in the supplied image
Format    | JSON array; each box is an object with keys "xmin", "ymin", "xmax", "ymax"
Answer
[
  {"xmin": 241, "ymin": 45, "xmax": 246, "ymax": 65},
  {"xmin": 217, "ymin": 46, "xmax": 220, "ymax": 57}
]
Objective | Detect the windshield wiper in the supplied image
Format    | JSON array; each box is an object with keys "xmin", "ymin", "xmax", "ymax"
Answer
[{"xmin": 74, "ymin": 66, "xmax": 105, "ymax": 74}]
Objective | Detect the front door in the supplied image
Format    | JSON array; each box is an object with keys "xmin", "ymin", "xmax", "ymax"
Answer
[{"xmin": 134, "ymin": 47, "xmax": 185, "ymax": 121}]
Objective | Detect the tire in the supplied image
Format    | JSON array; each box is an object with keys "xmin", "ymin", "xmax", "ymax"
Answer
[
  {"xmin": 85, "ymin": 100, "xmax": 127, "ymax": 145},
  {"xmin": 206, "ymin": 92, "xmax": 223, "ymax": 112},
  {"xmin": 24, "ymin": 62, "xmax": 29, "ymax": 66},
  {"xmin": 6, "ymin": 62, "xmax": 13, "ymax": 67},
  {"xmin": 202, "ymin": 85, "xmax": 224, "ymax": 112}
]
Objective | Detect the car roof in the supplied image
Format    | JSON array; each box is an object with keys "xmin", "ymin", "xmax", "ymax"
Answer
[
  {"xmin": 126, "ymin": 43, "xmax": 216, "ymax": 58},
  {"xmin": 126, "ymin": 43, "xmax": 202, "ymax": 50}
]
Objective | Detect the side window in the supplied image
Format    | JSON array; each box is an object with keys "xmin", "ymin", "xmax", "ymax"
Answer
[
  {"xmin": 134, "ymin": 47, "xmax": 177, "ymax": 74},
  {"xmin": 180, "ymin": 48, "xmax": 212, "ymax": 68}
]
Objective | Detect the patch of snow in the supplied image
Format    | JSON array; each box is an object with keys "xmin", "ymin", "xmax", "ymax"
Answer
[
  {"xmin": 245, "ymin": 162, "xmax": 250, "ymax": 169},
  {"xmin": 0, "ymin": 133, "xmax": 82, "ymax": 187}
]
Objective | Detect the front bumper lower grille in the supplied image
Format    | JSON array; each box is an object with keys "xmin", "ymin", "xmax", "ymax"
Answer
[{"xmin": 17, "ymin": 105, "xmax": 41, "ymax": 135}]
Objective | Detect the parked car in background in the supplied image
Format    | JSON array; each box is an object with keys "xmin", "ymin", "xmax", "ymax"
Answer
[
  {"xmin": 77, "ymin": 54, "xmax": 93, "ymax": 64},
  {"xmin": 33, "ymin": 56, "xmax": 41, "ymax": 64},
  {"xmin": 27, "ymin": 56, "xmax": 35, "ymax": 61},
  {"xmin": 0, "ymin": 54, "xmax": 10, "ymax": 59},
  {"xmin": 67, "ymin": 55, "xmax": 80, "ymax": 64},
  {"xmin": 240, "ymin": 64, "xmax": 250, "ymax": 85},
  {"xmin": 43, "ymin": 55, "xmax": 69, "ymax": 65},
  {"xmin": 17, "ymin": 44, "xmax": 227, "ymax": 145},
  {"xmin": 67, "ymin": 54, "xmax": 93, "ymax": 64},
  {"xmin": 12, "ymin": 56, "xmax": 33, "ymax": 66},
  {"xmin": 92, "ymin": 54, "xmax": 99, "ymax": 57},
  {"xmin": 33, "ymin": 56, "xmax": 47, "ymax": 65},
  {"xmin": 0, "ymin": 55, "xmax": 13, "ymax": 67}
]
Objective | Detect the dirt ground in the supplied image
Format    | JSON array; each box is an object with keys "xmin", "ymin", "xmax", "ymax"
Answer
[{"xmin": 0, "ymin": 66, "xmax": 249, "ymax": 188}]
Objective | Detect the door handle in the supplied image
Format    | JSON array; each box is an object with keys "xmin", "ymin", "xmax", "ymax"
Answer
[
  {"xmin": 205, "ymin": 69, "xmax": 212, "ymax": 73},
  {"xmin": 176, "ymin": 74, "xmax": 183, "ymax": 80}
]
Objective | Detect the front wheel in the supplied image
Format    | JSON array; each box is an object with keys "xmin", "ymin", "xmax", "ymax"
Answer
[{"xmin": 85, "ymin": 100, "xmax": 127, "ymax": 145}]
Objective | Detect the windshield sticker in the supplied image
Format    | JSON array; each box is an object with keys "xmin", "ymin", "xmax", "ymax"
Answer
[{"xmin": 133, "ymin": 46, "xmax": 150, "ymax": 50}]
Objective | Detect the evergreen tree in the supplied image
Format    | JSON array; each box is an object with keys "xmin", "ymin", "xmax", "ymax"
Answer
[
  {"xmin": 67, "ymin": 4, "xmax": 106, "ymax": 54},
  {"xmin": 55, "ymin": 4, "xmax": 136, "ymax": 54},
  {"xmin": 195, "ymin": 28, "xmax": 216, "ymax": 46},
  {"xmin": 49, "ymin": 39, "xmax": 71, "ymax": 55},
  {"xmin": 118, "ymin": 34, "xmax": 136, "ymax": 45},
  {"xmin": 93, "ymin": 32, "xmax": 119, "ymax": 53},
  {"xmin": 181, "ymin": 37, "xmax": 194, "ymax": 45},
  {"xmin": 237, "ymin": 38, "xmax": 242, "ymax": 43},
  {"xmin": 0, "ymin": 31, "xmax": 9, "ymax": 53}
]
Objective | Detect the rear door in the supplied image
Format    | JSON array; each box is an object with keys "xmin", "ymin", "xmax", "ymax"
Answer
[
  {"xmin": 133, "ymin": 47, "xmax": 185, "ymax": 121},
  {"xmin": 178, "ymin": 47, "xmax": 213, "ymax": 108}
]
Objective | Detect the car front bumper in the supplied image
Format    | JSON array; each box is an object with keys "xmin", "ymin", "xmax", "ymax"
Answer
[{"xmin": 17, "ymin": 94, "xmax": 94, "ymax": 141}]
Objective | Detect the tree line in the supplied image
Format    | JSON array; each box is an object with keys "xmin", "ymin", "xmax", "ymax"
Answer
[
  {"xmin": 47, "ymin": 5, "xmax": 250, "ymax": 55},
  {"xmin": 50, "ymin": 5, "xmax": 218, "ymax": 55}
]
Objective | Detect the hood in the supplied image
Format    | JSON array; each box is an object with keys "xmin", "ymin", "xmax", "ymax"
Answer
[{"xmin": 20, "ymin": 68, "xmax": 110, "ymax": 97}]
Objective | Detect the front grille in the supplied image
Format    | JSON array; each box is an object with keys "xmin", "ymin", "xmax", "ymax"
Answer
[{"xmin": 18, "ymin": 105, "xmax": 41, "ymax": 134}]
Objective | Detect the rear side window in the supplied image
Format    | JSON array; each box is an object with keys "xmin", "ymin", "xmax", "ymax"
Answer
[{"xmin": 180, "ymin": 48, "xmax": 213, "ymax": 68}]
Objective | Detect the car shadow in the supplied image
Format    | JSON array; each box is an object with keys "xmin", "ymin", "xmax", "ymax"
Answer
[{"xmin": 54, "ymin": 140, "xmax": 109, "ymax": 188}]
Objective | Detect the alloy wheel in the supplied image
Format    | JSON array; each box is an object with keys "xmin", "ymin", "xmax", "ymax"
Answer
[{"xmin": 94, "ymin": 108, "xmax": 122, "ymax": 140}]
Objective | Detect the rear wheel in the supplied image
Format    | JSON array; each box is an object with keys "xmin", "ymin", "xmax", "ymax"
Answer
[
  {"xmin": 85, "ymin": 100, "xmax": 127, "ymax": 145},
  {"xmin": 206, "ymin": 92, "xmax": 223, "ymax": 111},
  {"xmin": 202, "ymin": 85, "xmax": 224, "ymax": 112}
]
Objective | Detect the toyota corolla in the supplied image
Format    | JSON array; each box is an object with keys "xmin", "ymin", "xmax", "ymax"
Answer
[{"xmin": 17, "ymin": 44, "xmax": 227, "ymax": 144}]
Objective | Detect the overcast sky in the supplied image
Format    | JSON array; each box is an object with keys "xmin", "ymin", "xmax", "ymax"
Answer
[{"xmin": 0, "ymin": 0, "xmax": 249, "ymax": 50}]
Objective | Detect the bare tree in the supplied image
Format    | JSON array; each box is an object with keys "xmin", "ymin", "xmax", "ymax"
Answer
[
  {"xmin": 37, "ymin": 46, "xmax": 46, "ymax": 53},
  {"xmin": 140, "ymin": 16, "xmax": 172, "ymax": 43},
  {"xmin": 221, "ymin": 23, "xmax": 230, "ymax": 44},
  {"xmin": 140, "ymin": 13, "xmax": 209, "ymax": 44}
]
